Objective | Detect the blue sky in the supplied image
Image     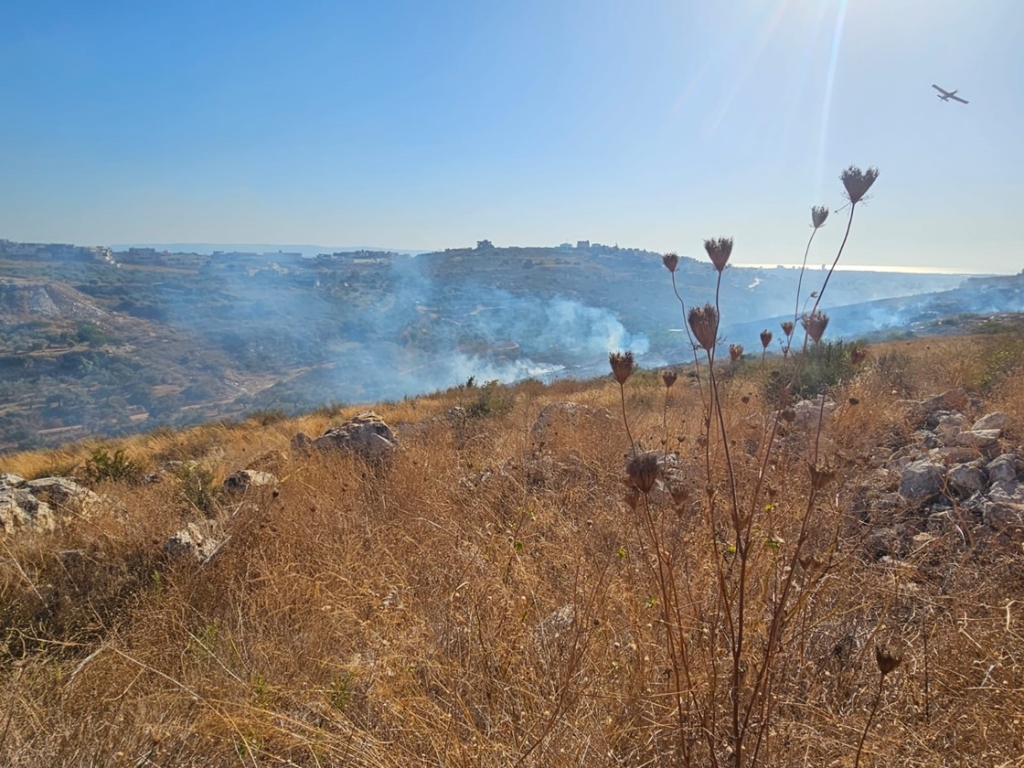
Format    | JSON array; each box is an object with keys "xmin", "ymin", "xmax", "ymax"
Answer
[{"xmin": 2, "ymin": 0, "xmax": 1022, "ymax": 273}]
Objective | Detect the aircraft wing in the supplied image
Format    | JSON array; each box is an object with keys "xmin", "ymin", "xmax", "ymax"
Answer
[
  {"xmin": 931, "ymin": 84, "xmax": 949, "ymax": 95},
  {"xmin": 950, "ymin": 94, "xmax": 969, "ymax": 104}
]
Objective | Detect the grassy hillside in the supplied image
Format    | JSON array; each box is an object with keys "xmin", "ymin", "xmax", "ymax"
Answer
[{"xmin": 1, "ymin": 327, "xmax": 1023, "ymax": 766}]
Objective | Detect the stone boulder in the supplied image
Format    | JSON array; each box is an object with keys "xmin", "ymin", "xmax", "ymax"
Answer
[
  {"xmin": 222, "ymin": 470, "xmax": 278, "ymax": 494},
  {"xmin": 898, "ymin": 460, "xmax": 944, "ymax": 500},
  {"xmin": 293, "ymin": 411, "xmax": 398, "ymax": 462},
  {"xmin": 987, "ymin": 454, "xmax": 1019, "ymax": 485},
  {"xmin": 972, "ymin": 412, "xmax": 1009, "ymax": 432},
  {"xmin": 1, "ymin": 475, "xmax": 101, "ymax": 534},
  {"xmin": 164, "ymin": 521, "xmax": 227, "ymax": 563},
  {"xmin": 947, "ymin": 463, "xmax": 987, "ymax": 497}
]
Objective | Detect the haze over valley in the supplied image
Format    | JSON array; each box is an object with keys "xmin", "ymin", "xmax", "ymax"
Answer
[{"xmin": 2, "ymin": 237, "xmax": 1020, "ymax": 452}]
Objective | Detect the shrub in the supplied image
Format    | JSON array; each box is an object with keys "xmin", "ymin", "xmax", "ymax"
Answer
[{"xmin": 82, "ymin": 446, "xmax": 145, "ymax": 485}]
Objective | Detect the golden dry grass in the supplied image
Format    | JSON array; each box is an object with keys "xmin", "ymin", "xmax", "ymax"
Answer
[{"xmin": 1, "ymin": 334, "xmax": 1024, "ymax": 766}]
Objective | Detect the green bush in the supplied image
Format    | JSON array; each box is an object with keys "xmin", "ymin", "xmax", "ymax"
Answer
[
  {"xmin": 464, "ymin": 379, "xmax": 514, "ymax": 418},
  {"xmin": 82, "ymin": 447, "xmax": 145, "ymax": 485}
]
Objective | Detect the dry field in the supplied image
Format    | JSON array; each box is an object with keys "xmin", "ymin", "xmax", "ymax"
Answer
[{"xmin": 1, "ymin": 324, "xmax": 1023, "ymax": 767}]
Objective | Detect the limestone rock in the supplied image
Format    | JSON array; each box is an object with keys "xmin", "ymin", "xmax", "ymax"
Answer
[
  {"xmin": 223, "ymin": 470, "xmax": 278, "ymax": 494},
  {"xmin": 295, "ymin": 412, "xmax": 398, "ymax": 462},
  {"xmin": 947, "ymin": 464, "xmax": 987, "ymax": 497},
  {"xmin": 972, "ymin": 412, "xmax": 1009, "ymax": 432},
  {"xmin": 987, "ymin": 454, "xmax": 1020, "ymax": 485},
  {"xmin": 899, "ymin": 460, "xmax": 944, "ymax": 500},
  {"xmin": 164, "ymin": 521, "xmax": 227, "ymax": 563}
]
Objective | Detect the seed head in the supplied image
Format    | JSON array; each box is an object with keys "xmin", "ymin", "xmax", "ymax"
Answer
[
  {"xmin": 729, "ymin": 344, "xmax": 744, "ymax": 362},
  {"xmin": 811, "ymin": 205, "xmax": 830, "ymax": 229},
  {"xmin": 609, "ymin": 351, "xmax": 635, "ymax": 385},
  {"xmin": 850, "ymin": 346, "xmax": 868, "ymax": 365},
  {"xmin": 662, "ymin": 252, "xmax": 679, "ymax": 273},
  {"xmin": 781, "ymin": 320, "xmax": 795, "ymax": 338},
  {"xmin": 848, "ymin": 396, "xmax": 860, "ymax": 406},
  {"xmin": 703, "ymin": 237, "xmax": 733, "ymax": 274},
  {"xmin": 801, "ymin": 310, "xmax": 830, "ymax": 343},
  {"xmin": 688, "ymin": 304, "xmax": 719, "ymax": 351},
  {"xmin": 841, "ymin": 165, "xmax": 879, "ymax": 204},
  {"xmin": 809, "ymin": 463, "xmax": 835, "ymax": 490},
  {"xmin": 626, "ymin": 451, "xmax": 661, "ymax": 495},
  {"xmin": 760, "ymin": 329, "xmax": 773, "ymax": 350},
  {"xmin": 875, "ymin": 643, "xmax": 902, "ymax": 677},
  {"xmin": 662, "ymin": 370, "xmax": 678, "ymax": 389}
]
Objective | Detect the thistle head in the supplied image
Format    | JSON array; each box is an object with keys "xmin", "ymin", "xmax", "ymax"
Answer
[
  {"xmin": 662, "ymin": 252, "xmax": 679, "ymax": 274},
  {"xmin": 729, "ymin": 344, "xmax": 744, "ymax": 362},
  {"xmin": 626, "ymin": 451, "xmax": 661, "ymax": 495},
  {"xmin": 760, "ymin": 329, "xmax": 773, "ymax": 350},
  {"xmin": 609, "ymin": 351, "xmax": 635, "ymax": 385},
  {"xmin": 781, "ymin": 320, "xmax": 795, "ymax": 338},
  {"xmin": 840, "ymin": 165, "xmax": 879, "ymax": 204},
  {"xmin": 850, "ymin": 346, "xmax": 868, "ymax": 365},
  {"xmin": 875, "ymin": 643, "xmax": 903, "ymax": 677},
  {"xmin": 801, "ymin": 310, "xmax": 830, "ymax": 343},
  {"xmin": 809, "ymin": 463, "xmax": 836, "ymax": 491},
  {"xmin": 661, "ymin": 370, "xmax": 678, "ymax": 389},
  {"xmin": 688, "ymin": 304, "xmax": 719, "ymax": 351},
  {"xmin": 811, "ymin": 205, "xmax": 829, "ymax": 229},
  {"xmin": 703, "ymin": 237, "xmax": 733, "ymax": 274}
]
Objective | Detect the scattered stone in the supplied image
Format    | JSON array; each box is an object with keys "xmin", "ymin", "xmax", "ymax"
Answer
[
  {"xmin": 0, "ymin": 475, "xmax": 101, "ymax": 534},
  {"xmin": 899, "ymin": 460, "xmax": 944, "ymax": 500},
  {"xmin": 981, "ymin": 501, "xmax": 1024, "ymax": 530},
  {"xmin": 987, "ymin": 454, "xmax": 1020, "ymax": 485},
  {"xmin": 294, "ymin": 412, "xmax": 398, "ymax": 462},
  {"xmin": 956, "ymin": 429, "xmax": 1001, "ymax": 450},
  {"xmin": 947, "ymin": 464, "xmax": 987, "ymax": 497},
  {"xmin": 972, "ymin": 412, "xmax": 1009, "ymax": 432},
  {"xmin": 222, "ymin": 470, "xmax": 278, "ymax": 494},
  {"xmin": 164, "ymin": 521, "xmax": 227, "ymax": 563}
]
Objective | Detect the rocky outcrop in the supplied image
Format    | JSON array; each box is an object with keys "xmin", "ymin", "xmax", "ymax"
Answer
[
  {"xmin": 164, "ymin": 521, "xmax": 227, "ymax": 563},
  {"xmin": 1, "ymin": 474, "xmax": 101, "ymax": 534},
  {"xmin": 292, "ymin": 411, "xmax": 397, "ymax": 462}
]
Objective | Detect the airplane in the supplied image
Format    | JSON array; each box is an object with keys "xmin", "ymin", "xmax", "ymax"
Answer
[{"xmin": 932, "ymin": 84, "xmax": 969, "ymax": 104}]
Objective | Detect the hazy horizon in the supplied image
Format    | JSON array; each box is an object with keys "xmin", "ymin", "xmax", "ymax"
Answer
[{"xmin": 3, "ymin": 1, "xmax": 1022, "ymax": 273}]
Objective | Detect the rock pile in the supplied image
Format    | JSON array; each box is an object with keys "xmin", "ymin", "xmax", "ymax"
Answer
[
  {"xmin": 0, "ymin": 474, "xmax": 101, "ymax": 534},
  {"xmin": 292, "ymin": 411, "xmax": 398, "ymax": 462}
]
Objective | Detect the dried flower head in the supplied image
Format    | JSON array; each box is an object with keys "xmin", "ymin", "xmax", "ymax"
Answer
[
  {"xmin": 760, "ymin": 329, "xmax": 773, "ymax": 349},
  {"xmin": 688, "ymin": 304, "xmax": 719, "ymax": 351},
  {"xmin": 781, "ymin": 320, "xmax": 795, "ymax": 338},
  {"xmin": 662, "ymin": 370, "xmax": 678, "ymax": 388},
  {"xmin": 811, "ymin": 205, "xmax": 830, "ymax": 229},
  {"xmin": 848, "ymin": 396, "xmax": 860, "ymax": 406},
  {"xmin": 662, "ymin": 252, "xmax": 679, "ymax": 273},
  {"xmin": 809, "ymin": 463, "xmax": 836, "ymax": 490},
  {"xmin": 850, "ymin": 346, "xmax": 868, "ymax": 365},
  {"xmin": 875, "ymin": 643, "xmax": 903, "ymax": 677},
  {"xmin": 741, "ymin": 395, "xmax": 750, "ymax": 404},
  {"xmin": 729, "ymin": 344, "xmax": 744, "ymax": 362},
  {"xmin": 841, "ymin": 165, "xmax": 880, "ymax": 204},
  {"xmin": 801, "ymin": 310, "xmax": 830, "ymax": 343},
  {"xmin": 703, "ymin": 237, "xmax": 733, "ymax": 274},
  {"xmin": 609, "ymin": 351, "xmax": 635, "ymax": 385},
  {"xmin": 626, "ymin": 451, "xmax": 661, "ymax": 494},
  {"xmin": 781, "ymin": 408, "xmax": 796, "ymax": 423}
]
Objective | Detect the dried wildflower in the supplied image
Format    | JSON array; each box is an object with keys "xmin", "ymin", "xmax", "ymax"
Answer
[
  {"xmin": 801, "ymin": 310, "xmax": 830, "ymax": 343},
  {"xmin": 626, "ymin": 451, "xmax": 660, "ymax": 494},
  {"xmin": 703, "ymin": 237, "xmax": 733, "ymax": 274},
  {"xmin": 841, "ymin": 165, "xmax": 879, "ymax": 204},
  {"xmin": 848, "ymin": 397, "xmax": 860, "ymax": 406},
  {"xmin": 781, "ymin": 320, "xmax": 795, "ymax": 338},
  {"xmin": 760, "ymin": 329, "xmax": 773, "ymax": 350},
  {"xmin": 781, "ymin": 408, "xmax": 796, "ymax": 423},
  {"xmin": 662, "ymin": 370, "xmax": 678, "ymax": 389},
  {"xmin": 662, "ymin": 252, "xmax": 679, "ymax": 273},
  {"xmin": 811, "ymin": 205, "xmax": 830, "ymax": 229},
  {"xmin": 875, "ymin": 643, "xmax": 902, "ymax": 677},
  {"xmin": 609, "ymin": 351, "xmax": 635, "ymax": 384},
  {"xmin": 850, "ymin": 346, "xmax": 868, "ymax": 365},
  {"xmin": 809, "ymin": 463, "xmax": 835, "ymax": 490},
  {"xmin": 688, "ymin": 304, "xmax": 719, "ymax": 351},
  {"xmin": 729, "ymin": 344, "xmax": 744, "ymax": 362},
  {"xmin": 741, "ymin": 395, "xmax": 750, "ymax": 404}
]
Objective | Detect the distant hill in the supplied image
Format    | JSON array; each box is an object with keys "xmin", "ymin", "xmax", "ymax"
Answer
[{"xmin": 2, "ymin": 238, "xmax": 1018, "ymax": 451}]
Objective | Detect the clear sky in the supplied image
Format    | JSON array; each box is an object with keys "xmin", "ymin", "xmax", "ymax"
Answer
[{"xmin": 2, "ymin": 0, "xmax": 1022, "ymax": 273}]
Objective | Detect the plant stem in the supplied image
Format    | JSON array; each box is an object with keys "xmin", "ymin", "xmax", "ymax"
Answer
[{"xmin": 854, "ymin": 674, "xmax": 885, "ymax": 768}]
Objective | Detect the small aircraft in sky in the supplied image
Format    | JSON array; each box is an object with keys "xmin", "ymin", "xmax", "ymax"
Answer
[{"xmin": 932, "ymin": 84, "xmax": 969, "ymax": 104}]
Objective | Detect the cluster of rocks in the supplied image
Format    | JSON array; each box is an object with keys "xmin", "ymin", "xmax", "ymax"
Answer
[{"xmin": 0, "ymin": 473, "xmax": 101, "ymax": 533}]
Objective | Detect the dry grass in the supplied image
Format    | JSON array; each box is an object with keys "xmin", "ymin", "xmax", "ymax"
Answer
[{"xmin": 1, "ymin": 333, "xmax": 1023, "ymax": 766}]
